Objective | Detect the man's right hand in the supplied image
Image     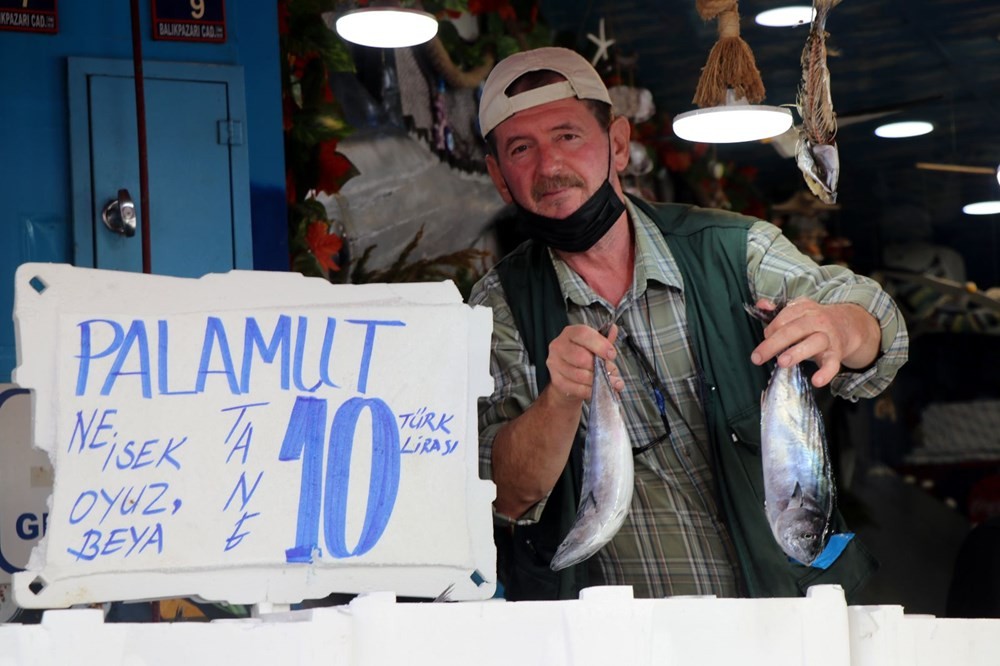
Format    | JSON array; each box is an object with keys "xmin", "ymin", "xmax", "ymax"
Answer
[{"xmin": 546, "ymin": 323, "xmax": 623, "ymax": 401}]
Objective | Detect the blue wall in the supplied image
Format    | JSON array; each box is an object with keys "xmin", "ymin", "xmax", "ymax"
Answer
[{"xmin": 0, "ymin": 2, "xmax": 288, "ymax": 380}]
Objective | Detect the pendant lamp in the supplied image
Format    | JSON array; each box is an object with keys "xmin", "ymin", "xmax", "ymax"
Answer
[
  {"xmin": 674, "ymin": 89, "xmax": 793, "ymax": 144},
  {"xmin": 673, "ymin": 0, "xmax": 792, "ymax": 144},
  {"xmin": 333, "ymin": 3, "xmax": 438, "ymax": 49}
]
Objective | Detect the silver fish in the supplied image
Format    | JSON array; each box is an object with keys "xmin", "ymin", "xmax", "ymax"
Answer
[
  {"xmin": 760, "ymin": 359, "xmax": 834, "ymax": 566},
  {"xmin": 550, "ymin": 353, "xmax": 633, "ymax": 571},
  {"xmin": 745, "ymin": 302, "xmax": 834, "ymax": 565}
]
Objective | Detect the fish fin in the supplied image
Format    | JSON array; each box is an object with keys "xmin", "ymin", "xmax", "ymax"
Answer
[
  {"xmin": 791, "ymin": 482, "xmax": 804, "ymax": 507},
  {"xmin": 432, "ymin": 583, "xmax": 455, "ymax": 602}
]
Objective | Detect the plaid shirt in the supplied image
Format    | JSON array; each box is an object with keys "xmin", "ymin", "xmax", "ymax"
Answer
[{"xmin": 469, "ymin": 200, "xmax": 908, "ymax": 599}]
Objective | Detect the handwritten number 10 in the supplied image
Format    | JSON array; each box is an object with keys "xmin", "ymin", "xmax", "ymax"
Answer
[{"xmin": 279, "ymin": 396, "xmax": 400, "ymax": 562}]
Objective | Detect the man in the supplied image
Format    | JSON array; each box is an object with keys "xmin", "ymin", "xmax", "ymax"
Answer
[{"xmin": 469, "ymin": 47, "xmax": 908, "ymax": 601}]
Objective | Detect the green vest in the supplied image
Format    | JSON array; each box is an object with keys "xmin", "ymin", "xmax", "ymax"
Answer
[{"xmin": 494, "ymin": 195, "xmax": 877, "ymax": 601}]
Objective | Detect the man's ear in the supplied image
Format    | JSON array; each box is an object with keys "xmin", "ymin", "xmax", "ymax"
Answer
[
  {"xmin": 610, "ymin": 115, "xmax": 631, "ymax": 174},
  {"xmin": 486, "ymin": 154, "xmax": 513, "ymax": 204}
]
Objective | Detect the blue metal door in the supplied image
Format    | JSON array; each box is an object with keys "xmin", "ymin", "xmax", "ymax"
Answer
[{"xmin": 68, "ymin": 58, "xmax": 253, "ymax": 277}]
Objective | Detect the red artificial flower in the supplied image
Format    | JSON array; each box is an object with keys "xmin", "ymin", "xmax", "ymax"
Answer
[
  {"xmin": 285, "ymin": 168, "xmax": 297, "ymax": 204},
  {"xmin": 306, "ymin": 222, "xmax": 344, "ymax": 272},
  {"xmin": 315, "ymin": 140, "xmax": 355, "ymax": 194},
  {"xmin": 277, "ymin": 1, "xmax": 290, "ymax": 36},
  {"xmin": 282, "ymin": 94, "xmax": 296, "ymax": 132},
  {"xmin": 634, "ymin": 122, "xmax": 656, "ymax": 141},
  {"xmin": 289, "ymin": 55, "xmax": 301, "ymax": 80},
  {"xmin": 661, "ymin": 147, "xmax": 692, "ymax": 173},
  {"xmin": 743, "ymin": 201, "xmax": 767, "ymax": 220},
  {"xmin": 468, "ymin": 0, "xmax": 516, "ymax": 21}
]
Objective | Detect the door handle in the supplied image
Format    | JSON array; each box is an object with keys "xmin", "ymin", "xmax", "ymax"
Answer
[{"xmin": 102, "ymin": 188, "xmax": 137, "ymax": 237}]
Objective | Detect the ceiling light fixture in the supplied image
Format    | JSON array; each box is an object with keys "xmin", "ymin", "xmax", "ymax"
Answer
[
  {"xmin": 996, "ymin": 164, "xmax": 1000, "ymax": 187},
  {"xmin": 963, "ymin": 201, "xmax": 1000, "ymax": 216},
  {"xmin": 334, "ymin": 6, "xmax": 438, "ymax": 49},
  {"xmin": 673, "ymin": 90, "xmax": 793, "ymax": 143},
  {"xmin": 754, "ymin": 6, "xmax": 815, "ymax": 27},
  {"xmin": 675, "ymin": 1, "xmax": 791, "ymax": 144},
  {"xmin": 874, "ymin": 121, "xmax": 934, "ymax": 138}
]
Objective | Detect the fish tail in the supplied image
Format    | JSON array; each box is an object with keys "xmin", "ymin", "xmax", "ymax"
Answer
[
  {"xmin": 744, "ymin": 303, "xmax": 773, "ymax": 324},
  {"xmin": 744, "ymin": 284, "xmax": 791, "ymax": 324}
]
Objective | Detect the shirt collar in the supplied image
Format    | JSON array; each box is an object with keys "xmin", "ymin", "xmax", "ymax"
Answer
[
  {"xmin": 547, "ymin": 196, "xmax": 684, "ymax": 308},
  {"xmin": 626, "ymin": 197, "xmax": 684, "ymax": 293}
]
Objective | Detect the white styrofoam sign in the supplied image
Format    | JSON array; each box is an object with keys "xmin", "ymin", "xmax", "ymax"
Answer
[
  {"xmin": 0, "ymin": 385, "xmax": 52, "ymax": 622},
  {"xmin": 11, "ymin": 264, "xmax": 496, "ymax": 608}
]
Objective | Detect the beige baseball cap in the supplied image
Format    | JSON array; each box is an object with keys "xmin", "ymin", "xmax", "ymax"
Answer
[{"xmin": 478, "ymin": 47, "xmax": 612, "ymax": 138}]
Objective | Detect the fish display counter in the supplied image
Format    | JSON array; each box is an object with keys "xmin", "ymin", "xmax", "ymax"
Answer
[{"xmin": 2, "ymin": 585, "xmax": 1000, "ymax": 665}]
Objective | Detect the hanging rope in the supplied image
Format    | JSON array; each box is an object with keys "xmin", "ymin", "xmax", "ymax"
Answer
[{"xmin": 692, "ymin": 0, "xmax": 765, "ymax": 108}]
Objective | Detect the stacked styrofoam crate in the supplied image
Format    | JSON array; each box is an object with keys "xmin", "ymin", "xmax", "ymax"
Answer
[
  {"xmin": 2, "ymin": 585, "xmax": 999, "ymax": 665},
  {"xmin": 849, "ymin": 604, "xmax": 1000, "ymax": 666},
  {"xmin": 1, "ymin": 585, "xmax": 848, "ymax": 666}
]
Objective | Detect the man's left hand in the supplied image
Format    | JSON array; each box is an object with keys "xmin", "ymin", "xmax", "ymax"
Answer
[{"xmin": 750, "ymin": 298, "xmax": 881, "ymax": 387}]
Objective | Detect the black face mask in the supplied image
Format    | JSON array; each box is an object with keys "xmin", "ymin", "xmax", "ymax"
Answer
[{"xmin": 513, "ymin": 178, "xmax": 626, "ymax": 253}]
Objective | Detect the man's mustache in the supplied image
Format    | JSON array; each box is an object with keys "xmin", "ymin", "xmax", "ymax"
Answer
[{"xmin": 531, "ymin": 174, "xmax": 586, "ymax": 203}]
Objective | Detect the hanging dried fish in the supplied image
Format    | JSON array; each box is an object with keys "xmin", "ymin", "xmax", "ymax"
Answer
[{"xmin": 796, "ymin": 0, "xmax": 842, "ymax": 204}]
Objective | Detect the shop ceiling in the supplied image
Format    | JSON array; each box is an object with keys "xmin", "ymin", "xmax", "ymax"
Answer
[{"xmin": 537, "ymin": 0, "xmax": 1000, "ymax": 275}]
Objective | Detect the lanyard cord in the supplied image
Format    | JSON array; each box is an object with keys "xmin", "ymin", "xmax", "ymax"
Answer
[
  {"xmin": 622, "ymin": 330, "xmax": 671, "ymax": 454},
  {"xmin": 619, "ymin": 290, "xmax": 697, "ymax": 455}
]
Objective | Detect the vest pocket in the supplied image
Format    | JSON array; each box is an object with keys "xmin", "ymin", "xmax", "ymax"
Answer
[{"xmin": 726, "ymin": 404, "xmax": 762, "ymax": 455}]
